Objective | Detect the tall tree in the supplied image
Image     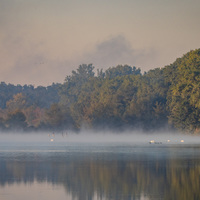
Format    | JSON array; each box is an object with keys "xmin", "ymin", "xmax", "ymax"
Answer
[
  {"xmin": 60, "ymin": 64, "xmax": 95, "ymax": 106},
  {"xmin": 167, "ymin": 49, "xmax": 200, "ymax": 133}
]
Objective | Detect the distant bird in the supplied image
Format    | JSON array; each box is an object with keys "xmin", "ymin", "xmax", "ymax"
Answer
[{"xmin": 149, "ymin": 140, "xmax": 162, "ymax": 144}]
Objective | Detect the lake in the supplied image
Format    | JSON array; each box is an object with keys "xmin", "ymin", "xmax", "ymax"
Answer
[{"xmin": 0, "ymin": 133, "xmax": 200, "ymax": 200}]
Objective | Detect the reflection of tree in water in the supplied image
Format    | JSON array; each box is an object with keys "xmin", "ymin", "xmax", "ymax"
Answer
[
  {"xmin": 59, "ymin": 156, "xmax": 167, "ymax": 200},
  {"xmin": 0, "ymin": 153, "xmax": 200, "ymax": 200}
]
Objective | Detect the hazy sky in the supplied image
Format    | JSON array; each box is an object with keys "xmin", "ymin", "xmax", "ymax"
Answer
[{"xmin": 1, "ymin": 0, "xmax": 200, "ymax": 86}]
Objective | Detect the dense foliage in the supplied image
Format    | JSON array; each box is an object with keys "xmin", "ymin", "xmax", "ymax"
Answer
[
  {"xmin": 166, "ymin": 49, "xmax": 200, "ymax": 133},
  {"xmin": 0, "ymin": 49, "xmax": 199, "ymax": 133},
  {"xmin": 0, "ymin": 83, "xmax": 61, "ymax": 130}
]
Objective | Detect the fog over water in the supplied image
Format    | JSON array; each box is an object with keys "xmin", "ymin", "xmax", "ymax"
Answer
[
  {"xmin": 0, "ymin": 131, "xmax": 200, "ymax": 145},
  {"xmin": 1, "ymin": 130, "xmax": 200, "ymax": 200}
]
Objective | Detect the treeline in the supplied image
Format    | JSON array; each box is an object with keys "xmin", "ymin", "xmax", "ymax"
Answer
[
  {"xmin": 0, "ymin": 83, "xmax": 61, "ymax": 130},
  {"xmin": 0, "ymin": 49, "xmax": 200, "ymax": 133}
]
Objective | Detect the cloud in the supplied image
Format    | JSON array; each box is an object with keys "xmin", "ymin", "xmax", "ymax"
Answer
[
  {"xmin": 1, "ymin": 52, "xmax": 73, "ymax": 86},
  {"xmin": 0, "ymin": 35, "xmax": 159, "ymax": 86},
  {"xmin": 0, "ymin": 32, "xmax": 70, "ymax": 86},
  {"xmin": 81, "ymin": 35, "xmax": 158, "ymax": 71},
  {"xmin": 0, "ymin": 33, "xmax": 159, "ymax": 87},
  {"xmin": 1, "ymin": 0, "xmax": 200, "ymax": 87}
]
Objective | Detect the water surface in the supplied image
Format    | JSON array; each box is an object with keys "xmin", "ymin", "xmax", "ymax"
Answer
[{"xmin": 0, "ymin": 134, "xmax": 200, "ymax": 200}]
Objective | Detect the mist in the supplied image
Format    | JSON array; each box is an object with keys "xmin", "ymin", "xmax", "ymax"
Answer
[{"xmin": 0, "ymin": 130, "xmax": 200, "ymax": 145}]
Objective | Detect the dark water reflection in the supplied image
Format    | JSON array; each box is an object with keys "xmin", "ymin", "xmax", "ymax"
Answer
[{"xmin": 0, "ymin": 142, "xmax": 200, "ymax": 200}]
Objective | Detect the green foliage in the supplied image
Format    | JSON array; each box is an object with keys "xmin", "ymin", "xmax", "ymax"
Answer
[
  {"xmin": 0, "ymin": 82, "xmax": 22, "ymax": 109},
  {"xmin": 0, "ymin": 48, "xmax": 200, "ymax": 133},
  {"xmin": 0, "ymin": 83, "xmax": 61, "ymax": 130},
  {"xmin": 24, "ymin": 106, "xmax": 46, "ymax": 128},
  {"xmin": 5, "ymin": 109, "xmax": 27, "ymax": 130},
  {"xmin": 60, "ymin": 64, "xmax": 95, "ymax": 106},
  {"xmin": 124, "ymin": 69, "xmax": 169, "ymax": 130},
  {"xmin": 6, "ymin": 93, "xmax": 27, "ymax": 112},
  {"xmin": 0, "ymin": 83, "xmax": 60, "ymax": 109},
  {"xmin": 45, "ymin": 103, "xmax": 75, "ymax": 130},
  {"xmin": 104, "ymin": 65, "xmax": 141, "ymax": 79},
  {"xmin": 58, "ymin": 64, "xmax": 169, "ymax": 131},
  {"xmin": 167, "ymin": 49, "xmax": 200, "ymax": 133}
]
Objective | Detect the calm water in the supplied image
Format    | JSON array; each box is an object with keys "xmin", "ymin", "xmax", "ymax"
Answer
[{"xmin": 0, "ymin": 134, "xmax": 200, "ymax": 200}]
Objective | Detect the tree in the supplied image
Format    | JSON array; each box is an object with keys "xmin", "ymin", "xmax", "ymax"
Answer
[
  {"xmin": 6, "ymin": 93, "xmax": 27, "ymax": 112},
  {"xmin": 5, "ymin": 110, "xmax": 27, "ymax": 130},
  {"xmin": 45, "ymin": 104, "xmax": 74, "ymax": 130},
  {"xmin": 0, "ymin": 82, "xmax": 22, "ymax": 109},
  {"xmin": 24, "ymin": 106, "xmax": 46, "ymax": 128},
  {"xmin": 167, "ymin": 49, "xmax": 200, "ymax": 133},
  {"xmin": 105, "ymin": 65, "xmax": 141, "ymax": 79},
  {"xmin": 60, "ymin": 64, "xmax": 95, "ymax": 106},
  {"xmin": 45, "ymin": 104, "xmax": 65, "ymax": 129},
  {"xmin": 0, "ymin": 117, "xmax": 5, "ymax": 129}
]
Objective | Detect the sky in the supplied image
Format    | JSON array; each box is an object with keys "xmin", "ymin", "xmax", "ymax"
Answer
[{"xmin": 0, "ymin": 0, "xmax": 200, "ymax": 86}]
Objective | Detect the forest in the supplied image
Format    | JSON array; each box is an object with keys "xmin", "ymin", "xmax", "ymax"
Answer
[{"xmin": 0, "ymin": 48, "xmax": 199, "ymax": 134}]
